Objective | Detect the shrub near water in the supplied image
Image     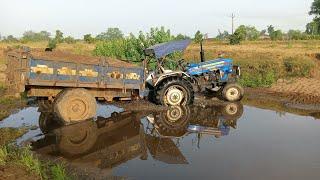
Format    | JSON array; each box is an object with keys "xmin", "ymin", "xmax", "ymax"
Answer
[
  {"xmin": 236, "ymin": 58, "xmax": 281, "ymax": 87},
  {"xmin": 283, "ymin": 57, "xmax": 315, "ymax": 77},
  {"xmin": 236, "ymin": 56, "xmax": 316, "ymax": 87}
]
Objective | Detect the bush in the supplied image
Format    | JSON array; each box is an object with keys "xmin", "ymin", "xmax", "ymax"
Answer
[
  {"xmin": 239, "ymin": 71, "xmax": 276, "ymax": 88},
  {"xmin": 194, "ymin": 30, "xmax": 203, "ymax": 43},
  {"xmin": 96, "ymin": 28, "xmax": 124, "ymax": 41},
  {"xmin": 64, "ymin": 36, "xmax": 76, "ymax": 44},
  {"xmin": 283, "ymin": 57, "xmax": 315, "ymax": 77},
  {"xmin": 21, "ymin": 31, "xmax": 50, "ymax": 42},
  {"xmin": 94, "ymin": 27, "xmax": 188, "ymax": 64},
  {"xmin": 47, "ymin": 39, "xmax": 57, "ymax": 50},
  {"xmin": 84, "ymin": 34, "xmax": 95, "ymax": 43},
  {"xmin": 229, "ymin": 33, "xmax": 241, "ymax": 45}
]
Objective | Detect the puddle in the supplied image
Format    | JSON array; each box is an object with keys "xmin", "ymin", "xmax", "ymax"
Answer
[
  {"xmin": 0, "ymin": 103, "xmax": 123, "ymax": 145},
  {"xmin": 1, "ymin": 101, "xmax": 320, "ymax": 179}
]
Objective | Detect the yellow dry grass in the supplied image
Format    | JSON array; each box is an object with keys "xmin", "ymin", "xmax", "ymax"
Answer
[{"xmin": 185, "ymin": 40, "xmax": 320, "ymax": 61}]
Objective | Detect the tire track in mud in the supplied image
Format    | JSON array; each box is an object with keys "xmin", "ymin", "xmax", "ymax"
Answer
[{"xmin": 270, "ymin": 78, "xmax": 320, "ymax": 104}]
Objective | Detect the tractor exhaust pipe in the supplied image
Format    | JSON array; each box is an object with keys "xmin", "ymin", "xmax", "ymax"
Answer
[{"xmin": 200, "ymin": 40, "xmax": 205, "ymax": 62}]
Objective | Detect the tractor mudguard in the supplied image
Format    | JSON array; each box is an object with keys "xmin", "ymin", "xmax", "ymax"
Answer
[{"xmin": 153, "ymin": 72, "xmax": 191, "ymax": 87}]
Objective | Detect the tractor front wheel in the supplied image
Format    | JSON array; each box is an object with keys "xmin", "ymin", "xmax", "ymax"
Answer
[{"xmin": 221, "ymin": 83, "xmax": 244, "ymax": 102}]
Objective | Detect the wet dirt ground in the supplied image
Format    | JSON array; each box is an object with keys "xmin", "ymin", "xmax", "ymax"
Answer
[{"xmin": 0, "ymin": 96, "xmax": 320, "ymax": 180}]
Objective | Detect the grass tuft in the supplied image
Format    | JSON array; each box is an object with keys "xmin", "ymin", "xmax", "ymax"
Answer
[
  {"xmin": 50, "ymin": 163, "xmax": 70, "ymax": 180},
  {"xmin": 19, "ymin": 145, "xmax": 43, "ymax": 177}
]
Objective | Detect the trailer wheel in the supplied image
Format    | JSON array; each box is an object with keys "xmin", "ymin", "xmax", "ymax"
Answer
[
  {"xmin": 222, "ymin": 83, "xmax": 244, "ymax": 102},
  {"xmin": 54, "ymin": 88, "xmax": 97, "ymax": 124},
  {"xmin": 57, "ymin": 120, "xmax": 98, "ymax": 157},
  {"xmin": 156, "ymin": 77, "xmax": 194, "ymax": 106}
]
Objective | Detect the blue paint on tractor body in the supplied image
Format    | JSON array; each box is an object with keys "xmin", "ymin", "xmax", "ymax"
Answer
[{"xmin": 185, "ymin": 58, "xmax": 234, "ymax": 82}]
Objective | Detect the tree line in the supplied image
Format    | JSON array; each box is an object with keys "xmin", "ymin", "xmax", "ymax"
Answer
[{"xmin": 1, "ymin": 0, "xmax": 320, "ymax": 46}]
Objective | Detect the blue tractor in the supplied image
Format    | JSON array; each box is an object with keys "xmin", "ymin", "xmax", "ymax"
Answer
[{"xmin": 144, "ymin": 39, "xmax": 244, "ymax": 106}]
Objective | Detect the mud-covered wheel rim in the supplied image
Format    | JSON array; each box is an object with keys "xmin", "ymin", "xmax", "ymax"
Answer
[
  {"xmin": 225, "ymin": 87, "xmax": 240, "ymax": 101},
  {"xmin": 166, "ymin": 106, "xmax": 184, "ymax": 122},
  {"xmin": 224, "ymin": 103, "xmax": 238, "ymax": 116},
  {"xmin": 156, "ymin": 106, "xmax": 190, "ymax": 136},
  {"xmin": 164, "ymin": 85, "xmax": 186, "ymax": 106},
  {"xmin": 67, "ymin": 98, "xmax": 89, "ymax": 120},
  {"xmin": 54, "ymin": 88, "xmax": 97, "ymax": 124},
  {"xmin": 57, "ymin": 121, "xmax": 98, "ymax": 157}
]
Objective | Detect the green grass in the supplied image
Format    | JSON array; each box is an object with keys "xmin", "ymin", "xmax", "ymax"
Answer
[
  {"xmin": 0, "ymin": 145, "xmax": 8, "ymax": 165},
  {"xmin": 0, "ymin": 127, "xmax": 72, "ymax": 179},
  {"xmin": 19, "ymin": 146, "xmax": 44, "ymax": 177},
  {"xmin": 0, "ymin": 144, "xmax": 72, "ymax": 180},
  {"xmin": 50, "ymin": 164, "xmax": 70, "ymax": 180},
  {"xmin": 233, "ymin": 55, "xmax": 316, "ymax": 88}
]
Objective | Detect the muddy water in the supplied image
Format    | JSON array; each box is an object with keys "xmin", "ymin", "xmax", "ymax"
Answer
[{"xmin": 1, "ymin": 102, "xmax": 320, "ymax": 179}]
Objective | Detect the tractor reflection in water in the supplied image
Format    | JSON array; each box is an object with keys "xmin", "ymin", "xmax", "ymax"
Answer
[{"xmin": 32, "ymin": 102, "xmax": 243, "ymax": 177}]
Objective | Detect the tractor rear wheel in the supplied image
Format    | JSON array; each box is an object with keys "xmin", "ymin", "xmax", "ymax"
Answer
[
  {"xmin": 54, "ymin": 88, "xmax": 97, "ymax": 124},
  {"xmin": 155, "ymin": 77, "xmax": 194, "ymax": 106},
  {"xmin": 221, "ymin": 83, "xmax": 244, "ymax": 102}
]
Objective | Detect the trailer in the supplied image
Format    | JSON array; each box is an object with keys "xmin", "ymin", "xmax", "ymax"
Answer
[{"xmin": 5, "ymin": 47, "xmax": 145, "ymax": 124}]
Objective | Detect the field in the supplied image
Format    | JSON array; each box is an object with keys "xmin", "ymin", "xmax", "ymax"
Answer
[{"xmin": 0, "ymin": 40, "xmax": 320, "ymax": 103}]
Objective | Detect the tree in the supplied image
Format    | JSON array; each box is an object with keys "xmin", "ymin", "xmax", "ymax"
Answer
[
  {"xmin": 47, "ymin": 39, "xmax": 57, "ymax": 50},
  {"xmin": 55, "ymin": 30, "xmax": 64, "ymax": 43},
  {"xmin": 260, "ymin": 30, "xmax": 267, "ymax": 36},
  {"xmin": 64, "ymin": 36, "xmax": 76, "ymax": 44},
  {"xmin": 306, "ymin": 1, "xmax": 320, "ymax": 34},
  {"xmin": 267, "ymin": 25, "xmax": 283, "ymax": 40},
  {"xmin": 175, "ymin": 34, "xmax": 190, "ymax": 40},
  {"xmin": 310, "ymin": 0, "xmax": 320, "ymax": 17},
  {"xmin": 3, "ymin": 35, "xmax": 18, "ymax": 42},
  {"xmin": 216, "ymin": 30, "xmax": 229, "ymax": 40},
  {"xmin": 233, "ymin": 25, "xmax": 259, "ymax": 41},
  {"xmin": 287, "ymin": 30, "xmax": 307, "ymax": 40},
  {"xmin": 306, "ymin": 21, "xmax": 320, "ymax": 34},
  {"xmin": 84, "ymin": 34, "xmax": 95, "ymax": 43},
  {"xmin": 96, "ymin": 28, "xmax": 123, "ymax": 41},
  {"xmin": 229, "ymin": 33, "xmax": 241, "ymax": 45},
  {"xmin": 22, "ymin": 30, "xmax": 51, "ymax": 42},
  {"xmin": 194, "ymin": 30, "xmax": 203, "ymax": 43}
]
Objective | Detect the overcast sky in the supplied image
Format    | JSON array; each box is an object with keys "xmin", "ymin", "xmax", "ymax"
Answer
[{"xmin": 0, "ymin": 0, "xmax": 315, "ymax": 38}]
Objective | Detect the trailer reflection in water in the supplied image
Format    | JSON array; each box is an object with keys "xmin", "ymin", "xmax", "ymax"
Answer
[{"xmin": 31, "ymin": 102, "xmax": 244, "ymax": 178}]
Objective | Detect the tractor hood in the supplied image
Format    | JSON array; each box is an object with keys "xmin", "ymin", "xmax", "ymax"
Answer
[
  {"xmin": 144, "ymin": 39, "xmax": 191, "ymax": 59},
  {"xmin": 186, "ymin": 58, "xmax": 233, "ymax": 76}
]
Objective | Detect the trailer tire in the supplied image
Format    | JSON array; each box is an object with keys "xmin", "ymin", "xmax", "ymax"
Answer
[
  {"xmin": 57, "ymin": 120, "xmax": 98, "ymax": 157},
  {"xmin": 222, "ymin": 83, "xmax": 244, "ymax": 102},
  {"xmin": 155, "ymin": 77, "xmax": 194, "ymax": 106},
  {"xmin": 54, "ymin": 88, "xmax": 97, "ymax": 124}
]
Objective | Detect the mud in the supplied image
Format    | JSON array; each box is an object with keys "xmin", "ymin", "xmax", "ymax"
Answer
[
  {"xmin": 8, "ymin": 48, "xmax": 137, "ymax": 68},
  {"xmin": 0, "ymin": 165, "xmax": 40, "ymax": 180},
  {"xmin": 0, "ymin": 88, "xmax": 27, "ymax": 121},
  {"xmin": 270, "ymin": 78, "xmax": 320, "ymax": 104},
  {"xmin": 0, "ymin": 128, "xmax": 27, "ymax": 146}
]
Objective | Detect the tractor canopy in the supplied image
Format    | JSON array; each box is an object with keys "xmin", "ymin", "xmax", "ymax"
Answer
[{"xmin": 144, "ymin": 39, "xmax": 191, "ymax": 59}]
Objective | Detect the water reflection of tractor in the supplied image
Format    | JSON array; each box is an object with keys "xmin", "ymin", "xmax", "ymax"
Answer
[
  {"xmin": 145, "ymin": 102, "xmax": 244, "ymax": 138},
  {"xmin": 32, "ymin": 102, "xmax": 243, "ymax": 177},
  {"xmin": 32, "ymin": 110, "xmax": 188, "ymax": 177}
]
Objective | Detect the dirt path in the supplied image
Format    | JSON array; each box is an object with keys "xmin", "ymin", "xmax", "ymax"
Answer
[{"xmin": 269, "ymin": 78, "xmax": 320, "ymax": 104}]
